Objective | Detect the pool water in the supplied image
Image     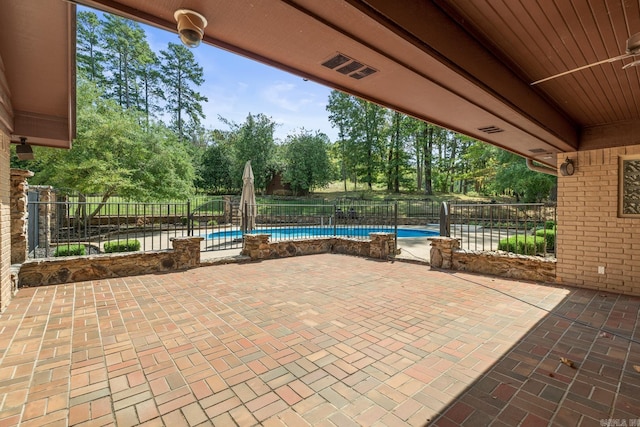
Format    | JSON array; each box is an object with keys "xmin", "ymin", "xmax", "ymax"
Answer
[{"xmin": 206, "ymin": 227, "xmax": 438, "ymax": 240}]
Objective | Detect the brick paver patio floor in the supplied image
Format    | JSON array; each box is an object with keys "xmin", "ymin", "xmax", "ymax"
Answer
[{"xmin": 1, "ymin": 254, "xmax": 639, "ymax": 426}]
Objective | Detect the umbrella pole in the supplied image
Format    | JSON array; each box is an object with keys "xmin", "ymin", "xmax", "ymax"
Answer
[{"xmin": 242, "ymin": 201, "xmax": 248, "ymax": 233}]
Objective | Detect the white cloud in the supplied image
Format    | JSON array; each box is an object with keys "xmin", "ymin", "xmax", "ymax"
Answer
[{"xmin": 261, "ymin": 82, "xmax": 314, "ymax": 112}]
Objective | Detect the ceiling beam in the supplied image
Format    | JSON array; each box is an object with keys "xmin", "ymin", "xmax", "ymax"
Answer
[{"xmin": 345, "ymin": 0, "xmax": 579, "ymax": 153}]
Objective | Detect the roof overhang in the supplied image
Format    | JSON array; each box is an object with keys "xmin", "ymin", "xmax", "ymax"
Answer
[
  {"xmin": 0, "ymin": 0, "xmax": 76, "ymax": 149},
  {"xmin": 75, "ymin": 0, "xmax": 583, "ymax": 167},
  {"xmin": 5, "ymin": 0, "xmax": 634, "ymax": 165}
]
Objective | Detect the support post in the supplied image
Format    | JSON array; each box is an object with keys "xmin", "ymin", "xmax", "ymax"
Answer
[{"xmin": 10, "ymin": 169, "xmax": 33, "ymax": 263}]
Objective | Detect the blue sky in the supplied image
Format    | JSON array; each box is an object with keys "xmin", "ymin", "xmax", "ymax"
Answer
[{"xmin": 141, "ymin": 21, "xmax": 339, "ymax": 142}]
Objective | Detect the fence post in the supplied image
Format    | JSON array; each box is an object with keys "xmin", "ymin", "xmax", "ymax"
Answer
[
  {"xmin": 187, "ymin": 200, "xmax": 192, "ymax": 236},
  {"xmin": 242, "ymin": 201, "xmax": 248, "ymax": 234},
  {"xmin": 439, "ymin": 202, "xmax": 450, "ymax": 237},
  {"xmin": 394, "ymin": 202, "xmax": 398, "ymax": 254},
  {"xmin": 333, "ymin": 204, "xmax": 338, "ymax": 236}
]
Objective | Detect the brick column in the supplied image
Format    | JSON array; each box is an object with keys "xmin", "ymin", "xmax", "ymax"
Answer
[
  {"xmin": 428, "ymin": 237, "xmax": 460, "ymax": 269},
  {"xmin": 10, "ymin": 169, "xmax": 33, "ymax": 264},
  {"xmin": 170, "ymin": 237, "xmax": 204, "ymax": 268}
]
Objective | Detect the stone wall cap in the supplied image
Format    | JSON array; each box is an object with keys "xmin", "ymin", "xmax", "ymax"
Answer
[
  {"xmin": 20, "ymin": 250, "xmax": 171, "ymax": 265},
  {"xmin": 10, "ymin": 169, "xmax": 34, "ymax": 178},
  {"xmin": 170, "ymin": 236, "xmax": 204, "ymax": 242},
  {"xmin": 457, "ymin": 249, "xmax": 557, "ymax": 263}
]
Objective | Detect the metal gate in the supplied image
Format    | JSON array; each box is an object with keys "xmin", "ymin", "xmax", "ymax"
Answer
[{"xmin": 190, "ymin": 198, "xmax": 244, "ymax": 252}]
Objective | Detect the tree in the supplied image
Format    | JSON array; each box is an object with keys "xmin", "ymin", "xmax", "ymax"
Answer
[
  {"xmin": 413, "ymin": 121, "xmax": 442, "ymax": 195},
  {"xmin": 31, "ymin": 79, "xmax": 195, "ymax": 223},
  {"xmin": 198, "ymin": 138, "xmax": 234, "ymax": 193},
  {"xmin": 457, "ymin": 142, "xmax": 500, "ymax": 195},
  {"xmin": 490, "ymin": 151, "xmax": 557, "ymax": 202},
  {"xmin": 326, "ymin": 91, "xmax": 387, "ymax": 190},
  {"xmin": 76, "ymin": 11, "xmax": 105, "ymax": 84},
  {"xmin": 102, "ymin": 15, "xmax": 150, "ymax": 109},
  {"xmin": 159, "ymin": 42, "xmax": 208, "ymax": 142},
  {"xmin": 282, "ymin": 130, "xmax": 333, "ymax": 195},
  {"xmin": 327, "ymin": 90, "xmax": 358, "ymax": 191},
  {"xmin": 136, "ymin": 43, "xmax": 164, "ymax": 129},
  {"xmin": 385, "ymin": 111, "xmax": 413, "ymax": 193},
  {"xmin": 352, "ymin": 99, "xmax": 387, "ymax": 190},
  {"xmin": 221, "ymin": 113, "xmax": 277, "ymax": 192}
]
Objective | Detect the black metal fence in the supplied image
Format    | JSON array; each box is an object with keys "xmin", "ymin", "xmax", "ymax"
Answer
[
  {"xmin": 26, "ymin": 194, "xmax": 557, "ymax": 259},
  {"xmin": 26, "ymin": 198, "xmax": 401, "ymax": 258},
  {"xmin": 442, "ymin": 202, "xmax": 557, "ymax": 257},
  {"xmin": 248, "ymin": 202, "xmax": 398, "ymax": 241},
  {"xmin": 26, "ymin": 198, "xmax": 244, "ymax": 259}
]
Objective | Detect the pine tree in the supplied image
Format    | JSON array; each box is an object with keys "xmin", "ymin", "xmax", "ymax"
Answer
[
  {"xmin": 102, "ymin": 15, "xmax": 149, "ymax": 109},
  {"xmin": 159, "ymin": 42, "xmax": 208, "ymax": 142},
  {"xmin": 76, "ymin": 11, "xmax": 105, "ymax": 84}
]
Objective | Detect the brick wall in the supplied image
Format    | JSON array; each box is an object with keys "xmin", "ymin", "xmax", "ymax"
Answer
[
  {"xmin": 1, "ymin": 50, "xmax": 12, "ymax": 311},
  {"xmin": 0, "ymin": 129, "xmax": 10, "ymax": 311},
  {"xmin": 556, "ymin": 146, "xmax": 640, "ymax": 296}
]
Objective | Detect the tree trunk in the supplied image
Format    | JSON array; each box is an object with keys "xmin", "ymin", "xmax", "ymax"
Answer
[
  {"xmin": 393, "ymin": 122, "xmax": 400, "ymax": 193},
  {"xmin": 387, "ymin": 143, "xmax": 393, "ymax": 191},
  {"xmin": 423, "ymin": 126, "xmax": 433, "ymax": 195},
  {"xmin": 416, "ymin": 144, "xmax": 423, "ymax": 191}
]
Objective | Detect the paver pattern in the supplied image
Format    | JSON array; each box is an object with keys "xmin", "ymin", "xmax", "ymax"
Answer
[{"xmin": 0, "ymin": 254, "xmax": 639, "ymax": 426}]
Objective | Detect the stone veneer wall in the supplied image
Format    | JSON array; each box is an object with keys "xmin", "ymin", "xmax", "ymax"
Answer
[
  {"xmin": 18, "ymin": 237, "xmax": 203, "ymax": 287},
  {"xmin": 0, "ymin": 129, "xmax": 12, "ymax": 312},
  {"xmin": 10, "ymin": 169, "xmax": 33, "ymax": 264},
  {"xmin": 556, "ymin": 147, "xmax": 640, "ymax": 296},
  {"xmin": 429, "ymin": 237, "xmax": 556, "ymax": 283},
  {"xmin": 241, "ymin": 232, "xmax": 396, "ymax": 261}
]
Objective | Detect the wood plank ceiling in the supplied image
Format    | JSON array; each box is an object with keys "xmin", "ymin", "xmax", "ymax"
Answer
[{"xmin": 437, "ymin": 0, "xmax": 640, "ymax": 133}]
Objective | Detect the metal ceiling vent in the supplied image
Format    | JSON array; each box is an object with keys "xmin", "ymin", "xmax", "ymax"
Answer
[
  {"xmin": 321, "ymin": 53, "xmax": 378, "ymax": 80},
  {"xmin": 529, "ymin": 148, "xmax": 547, "ymax": 154},
  {"xmin": 477, "ymin": 125, "xmax": 504, "ymax": 134}
]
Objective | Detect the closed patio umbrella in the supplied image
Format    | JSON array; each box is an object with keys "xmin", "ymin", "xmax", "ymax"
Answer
[{"xmin": 239, "ymin": 160, "xmax": 257, "ymax": 232}]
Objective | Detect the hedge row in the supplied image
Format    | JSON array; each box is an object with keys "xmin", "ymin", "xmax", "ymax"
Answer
[
  {"xmin": 53, "ymin": 244, "xmax": 86, "ymax": 257},
  {"xmin": 104, "ymin": 240, "xmax": 141, "ymax": 253},
  {"xmin": 497, "ymin": 235, "xmax": 546, "ymax": 255},
  {"xmin": 535, "ymin": 228, "xmax": 556, "ymax": 250}
]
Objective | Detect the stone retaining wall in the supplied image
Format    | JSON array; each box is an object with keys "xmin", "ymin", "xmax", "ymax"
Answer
[
  {"xmin": 18, "ymin": 233, "xmax": 394, "ymax": 287},
  {"xmin": 429, "ymin": 236, "xmax": 556, "ymax": 283},
  {"xmin": 19, "ymin": 237, "xmax": 203, "ymax": 287},
  {"xmin": 241, "ymin": 232, "xmax": 395, "ymax": 261},
  {"xmin": 17, "ymin": 231, "xmax": 556, "ymax": 289}
]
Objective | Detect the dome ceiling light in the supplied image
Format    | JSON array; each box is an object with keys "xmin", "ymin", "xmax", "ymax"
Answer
[{"xmin": 174, "ymin": 9, "xmax": 207, "ymax": 48}]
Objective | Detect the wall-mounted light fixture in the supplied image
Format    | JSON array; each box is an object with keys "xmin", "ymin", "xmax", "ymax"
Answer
[
  {"xmin": 16, "ymin": 137, "xmax": 34, "ymax": 160},
  {"xmin": 559, "ymin": 158, "xmax": 575, "ymax": 176},
  {"xmin": 174, "ymin": 9, "xmax": 207, "ymax": 48}
]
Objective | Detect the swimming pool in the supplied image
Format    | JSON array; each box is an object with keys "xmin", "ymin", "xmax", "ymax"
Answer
[{"xmin": 205, "ymin": 227, "xmax": 438, "ymax": 240}]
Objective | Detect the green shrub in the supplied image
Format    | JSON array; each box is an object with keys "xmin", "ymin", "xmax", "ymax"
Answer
[
  {"xmin": 545, "ymin": 220, "xmax": 556, "ymax": 229},
  {"xmin": 497, "ymin": 235, "xmax": 546, "ymax": 255},
  {"xmin": 103, "ymin": 240, "xmax": 141, "ymax": 253},
  {"xmin": 535, "ymin": 228, "xmax": 556, "ymax": 251},
  {"xmin": 54, "ymin": 244, "xmax": 86, "ymax": 257}
]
